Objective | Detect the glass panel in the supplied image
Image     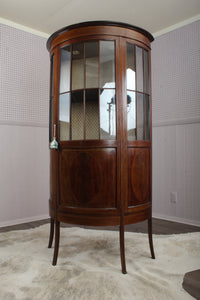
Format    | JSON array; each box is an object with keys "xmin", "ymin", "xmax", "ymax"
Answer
[
  {"xmin": 49, "ymin": 98, "xmax": 53, "ymax": 142},
  {"xmin": 127, "ymin": 43, "xmax": 136, "ymax": 90},
  {"xmin": 49, "ymin": 55, "xmax": 54, "ymax": 142},
  {"xmin": 71, "ymin": 91, "xmax": 84, "ymax": 140},
  {"xmin": 100, "ymin": 89, "xmax": 116, "ymax": 139},
  {"xmin": 144, "ymin": 50, "xmax": 150, "ymax": 94},
  {"xmin": 50, "ymin": 55, "xmax": 54, "ymax": 98},
  {"xmin": 59, "ymin": 93, "xmax": 70, "ymax": 141},
  {"xmin": 71, "ymin": 43, "xmax": 84, "ymax": 90},
  {"xmin": 137, "ymin": 93, "xmax": 144, "ymax": 140},
  {"xmin": 100, "ymin": 41, "xmax": 115, "ymax": 88},
  {"xmin": 60, "ymin": 46, "xmax": 71, "ymax": 93},
  {"xmin": 85, "ymin": 42, "xmax": 99, "ymax": 88},
  {"xmin": 136, "ymin": 47, "xmax": 143, "ymax": 92},
  {"xmin": 85, "ymin": 89, "xmax": 99, "ymax": 140},
  {"xmin": 127, "ymin": 91, "xmax": 136, "ymax": 141},
  {"xmin": 144, "ymin": 94, "xmax": 150, "ymax": 140}
]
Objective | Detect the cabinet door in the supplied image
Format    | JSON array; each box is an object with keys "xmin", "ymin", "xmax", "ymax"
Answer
[
  {"xmin": 49, "ymin": 54, "xmax": 54, "ymax": 142},
  {"xmin": 56, "ymin": 38, "xmax": 121, "ymax": 214}
]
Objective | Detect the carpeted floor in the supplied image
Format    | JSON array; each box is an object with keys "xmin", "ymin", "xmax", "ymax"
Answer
[{"xmin": 0, "ymin": 224, "xmax": 200, "ymax": 300}]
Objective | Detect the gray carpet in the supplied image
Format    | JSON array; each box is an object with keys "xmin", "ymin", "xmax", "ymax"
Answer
[{"xmin": 0, "ymin": 224, "xmax": 200, "ymax": 300}]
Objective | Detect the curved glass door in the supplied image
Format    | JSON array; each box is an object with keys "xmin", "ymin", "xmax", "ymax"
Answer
[
  {"xmin": 126, "ymin": 43, "xmax": 150, "ymax": 141},
  {"xmin": 49, "ymin": 54, "xmax": 54, "ymax": 142},
  {"xmin": 59, "ymin": 40, "xmax": 116, "ymax": 141}
]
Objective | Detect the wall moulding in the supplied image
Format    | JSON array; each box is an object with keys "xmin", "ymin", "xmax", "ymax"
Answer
[
  {"xmin": 153, "ymin": 117, "xmax": 200, "ymax": 128},
  {"xmin": 0, "ymin": 120, "xmax": 48, "ymax": 128}
]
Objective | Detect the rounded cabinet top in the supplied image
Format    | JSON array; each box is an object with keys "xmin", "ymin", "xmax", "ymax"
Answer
[{"xmin": 47, "ymin": 21, "xmax": 154, "ymax": 51}]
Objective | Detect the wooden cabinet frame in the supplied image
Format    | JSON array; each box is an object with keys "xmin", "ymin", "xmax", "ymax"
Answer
[{"xmin": 47, "ymin": 21, "xmax": 155, "ymax": 274}]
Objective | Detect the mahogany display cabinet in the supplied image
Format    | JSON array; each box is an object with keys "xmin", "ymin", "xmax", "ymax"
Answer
[{"xmin": 47, "ymin": 21, "xmax": 155, "ymax": 274}]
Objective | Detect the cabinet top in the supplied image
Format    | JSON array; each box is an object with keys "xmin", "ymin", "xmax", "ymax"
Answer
[{"xmin": 47, "ymin": 20, "xmax": 154, "ymax": 51}]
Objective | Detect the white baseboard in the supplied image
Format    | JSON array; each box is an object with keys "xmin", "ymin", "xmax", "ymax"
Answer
[
  {"xmin": 152, "ymin": 213, "xmax": 200, "ymax": 227},
  {"xmin": 0, "ymin": 214, "xmax": 49, "ymax": 228}
]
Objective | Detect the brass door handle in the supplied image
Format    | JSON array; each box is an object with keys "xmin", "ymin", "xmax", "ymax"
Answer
[{"xmin": 50, "ymin": 124, "xmax": 58, "ymax": 149}]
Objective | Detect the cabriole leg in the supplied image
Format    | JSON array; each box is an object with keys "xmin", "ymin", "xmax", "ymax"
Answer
[
  {"xmin": 48, "ymin": 218, "xmax": 54, "ymax": 248},
  {"xmin": 148, "ymin": 218, "xmax": 155, "ymax": 259},
  {"xmin": 52, "ymin": 220, "xmax": 60, "ymax": 266},
  {"xmin": 119, "ymin": 224, "xmax": 127, "ymax": 274}
]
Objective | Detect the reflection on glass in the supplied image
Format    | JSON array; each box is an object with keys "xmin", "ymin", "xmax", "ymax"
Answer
[
  {"xmin": 71, "ymin": 91, "xmax": 84, "ymax": 140},
  {"xmin": 144, "ymin": 95, "xmax": 150, "ymax": 140},
  {"xmin": 137, "ymin": 93, "xmax": 144, "ymax": 140},
  {"xmin": 127, "ymin": 43, "xmax": 136, "ymax": 90},
  {"xmin": 49, "ymin": 98, "xmax": 53, "ymax": 142},
  {"xmin": 85, "ymin": 89, "xmax": 99, "ymax": 139},
  {"xmin": 100, "ymin": 89, "xmax": 116, "ymax": 139},
  {"xmin": 136, "ymin": 47, "xmax": 143, "ymax": 92},
  {"xmin": 127, "ymin": 92, "xmax": 136, "ymax": 141},
  {"xmin": 144, "ymin": 50, "xmax": 149, "ymax": 94},
  {"xmin": 50, "ymin": 55, "xmax": 54, "ymax": 98},
  {"xmin": 49, "ymin": 55, "xmax": 54, "ymax": 142},
  {"xmin": 59, "ymin": 93, "xmax": 70, "ymax": 140},
  {"xmin": 85, "ymin": 42, "xmax": 99, "ymax": 88},
  {"xmin": 60, "ymin": 46, "xmax": 71, "ymax": 93},
  {"xmin": 100, "ymin": 41, "xmax": 115, "ymax": 88},
  {"xmin": 72, "ymin": 43, "xmax": 84, "ymax": 90}
]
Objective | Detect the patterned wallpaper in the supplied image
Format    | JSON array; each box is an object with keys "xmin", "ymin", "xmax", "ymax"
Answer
[
  {"xmin": 151, "ymin": 20, "xmax": 200, "ymax": 125},
  {"xmin": 0, "ymin": 24, "xmax": 50, "ymax": 126}
]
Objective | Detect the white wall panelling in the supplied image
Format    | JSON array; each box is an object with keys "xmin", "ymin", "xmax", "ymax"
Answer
[
  {"xmin": 152, "ymin": 124, "xmax": 200, "ymax": 226},
  {"xmin": 0, "ymin": 125, "xmax": 49, "ymax": 227}
]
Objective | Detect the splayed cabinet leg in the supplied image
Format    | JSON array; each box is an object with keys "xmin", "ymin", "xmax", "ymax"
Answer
[
  {"xmin": 148, "ymin": 218, "xmax": 155, "ymax": 259},
  {"xmin": 48, "ymin": 218, "xmax": 54, "ymax": 248},
  {"xmin": 52, "ymin": 221, "xmax": 60, "ymax": 266},
  {"xmin": 119, "ymin": 224, "xmax": 127, "ymax": 274}
]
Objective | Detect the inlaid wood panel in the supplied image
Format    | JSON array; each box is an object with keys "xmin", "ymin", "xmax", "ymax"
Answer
[
  {"xmin": 128, "ymin": 148, "xmax": 150, "ymax": 207},
  {"xmin": 59, "ymin": 148, "xmax": 117, "ymax": 208}
]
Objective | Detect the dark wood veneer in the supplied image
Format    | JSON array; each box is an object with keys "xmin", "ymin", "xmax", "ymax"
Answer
[
  {"xmin": 47, "ymin": 21, "xmax": 154, "ymax": 51},
  {"xmin": 47, "ymin": 21, "xmax": 154, "ymax": 274},
  {"xmin": 59, "ymin": 148, "xmax": 117, "ymax": 209},
  {"xmin": 128, "ymin": 148, "xmax": 150, "ymax": 206}
]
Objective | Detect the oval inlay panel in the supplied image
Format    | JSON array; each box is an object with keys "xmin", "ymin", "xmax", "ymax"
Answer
[{"xmin": 128, "ymin": 148, "xmax": 150, "ymax": 206}]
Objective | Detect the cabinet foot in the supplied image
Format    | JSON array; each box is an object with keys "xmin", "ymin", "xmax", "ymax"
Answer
[
  {"xmin": 148, "ymin": 218, "xmax": 155, "ymax": 259},
  {"xmin": 52, "ymin": 221, "xmax": 60, "ymax": 265},
  {"xmin": 48, "ymin": 218, "xmax": 54, "ymax": 248},
  {"xmin": 119, "ymin": 224, "xmax": 127, "ymax": 274}
]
